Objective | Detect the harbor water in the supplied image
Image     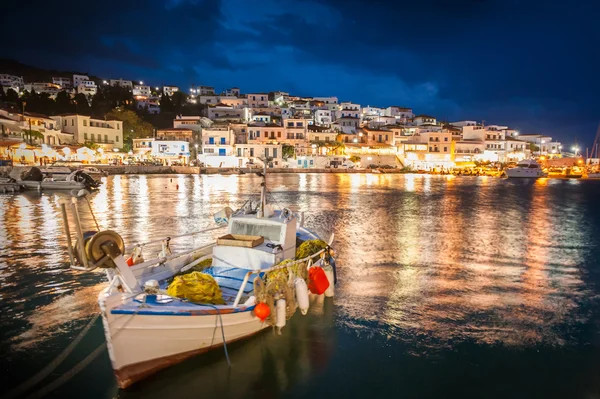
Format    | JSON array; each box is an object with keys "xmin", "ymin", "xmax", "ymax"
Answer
[{"xmin": 2, "ymin": 174, "xmax": 600, "ymax": 398}]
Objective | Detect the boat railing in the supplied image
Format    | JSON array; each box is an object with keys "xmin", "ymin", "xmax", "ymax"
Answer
[
  {"xmin": 123, "ymin": 226, "xmax": 225, "ymax": 253},
  {"xmin": 232, "ymin": 236, "xmax": 333, "ymax": 307}
]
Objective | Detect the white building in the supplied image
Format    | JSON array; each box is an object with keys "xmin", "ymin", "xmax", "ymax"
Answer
[
  {"xmin": 414, "ymin": 115, "xmax": 437, "ymax": 126},
  {"xmin": 336, "ymin": 102, "xmax": 361, "ymax": 120},
  {"xmin": 52, "ymin": 77, "xmax": 71, "ymax": 89},
  {"xmin": 313, "ymin": 96, "xmax": 338, "ymax": 106},
  {"xmin": 51, "ymin": 114, "xmax": 124, "ymax": 150},
  {"xmin": 314, "ymin": 109, "xmax": 332, "ymax": 126},
  {"xmin": 337, "ymin": 116, "xmax": 360, "ymax": 134},
  {"xmin": 0, "ymin": 74, "xmax": 24, "ymax": 91},
  {"xmin": 223, "ymin": 87, "xmax": 240, "ymax": 97},
  {"xmin": 73, "ymin": 74, "xmax": 92, "ymax": 87},
  {"xmin": 24, "ymin": 83, "xmax": 62, "ymax": 98},
  {"xmin": 252, "ymin": 112, "xmax": 272, "ymax": 123},
  {"xmin": 110, "ymin": 79, "xmax": 133, "ymax": 88},
  {"xmin": 163, "ymin": 85, "xmax": 179, "ymax": 96},
  {"xmin": 133, "ymin": 85, "xmax": 151, "ymax": 97},
  {"xmin": 385, "ymin": 106, "xmax": 413, "ymax": 120},
  {"xmin": 136, "ymin": 99, "xmax": 160, "ymax": 114},
  {"xmin": 197, "ymin": 86, "xmax": 214, "ymax": 95},
  {"xmin": 247, "ymin": 93, "xmax": 269, "ymax": 108}
]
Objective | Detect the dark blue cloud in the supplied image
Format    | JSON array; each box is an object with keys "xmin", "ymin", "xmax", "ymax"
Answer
[{"xmin": 2, "ymin": 0, "xmax": 599, "ymax": 144}]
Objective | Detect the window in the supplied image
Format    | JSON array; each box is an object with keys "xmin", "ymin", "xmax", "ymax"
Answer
[
  {"xmin": 296, "ymin": 122, "xmax": 303, "ymax": 127},
  {"xmin": 83, "ymin": 120, "xmax": 87, "ymax": 126},
  {"xmin": 237, "ymin": 148, "xmax": 242, "ymax": 157},
  {"xmin": 250, "ymin": 148, "xmax": 254, "ymax": 157},
  {"xmin": 104, "ymin": 134, "xmax": 108, "ymax": 142},
  {"xmin": 84, "ymin": 133, "xmax": 88, "ymax": 140},
  {"xmin": 220, "ymin": 137, "xmax": 226, "ymax": 144},
  {"xmin": 444, "ymin": 137, "xmax": 448, "ymax": 142},
  {"xmin": 325, "ymin": 137, "xmax": 330, "ymax": 142},
  {"xmin": 444, "ymin": 147, "xmax": 448, "ymax": 152},
  {"xmin": 91, "ymin": 133, "xmax": 95, "ymax": 141},
  {"xmin": 264, "ymin": 132, "xmax": 268, "ymax": 138},
  {"xmin": 429, "ymin": 146, "xmax": 433, "ymax": 152},
  {"xmin": 265, "ymin": 148, "xmax": 269, "ymax": 157},
  {"xmin": 277, "ymin": 132, "xmax": 281, "ymax": 138},
  {"xmin": 116, "ymin": 136, "xmax": 119, "ymax": 142},
  {"xmin": 71, "ymin": 119, "xmax": 74, "ymax": 126},
  {"xmin": 117, "ymin": 123, "xmax": 120, "ymax": 129},
  {"xmin": 385, "ymin": 135, "xmax": 389, "ymax": 141},
  {"xmin": 315, "ymin": 136, "xmax": 320, "ymax": 141},
  {"xmin": 273, "ymin": 148, "xmax": 277, "ymax": 158}
]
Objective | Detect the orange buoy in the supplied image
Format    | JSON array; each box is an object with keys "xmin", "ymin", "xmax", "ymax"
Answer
[{"xmin": 254, "ymin": 302, "xmax": 270, "ymax": 321}]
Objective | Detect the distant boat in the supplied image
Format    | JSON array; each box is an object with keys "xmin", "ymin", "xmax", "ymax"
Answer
[
  {"xmin": 14, "ymin": 167, "xmax": 101, "ymax": 190},
  {"xmin": 505, "ymin": 159, "xmax": 546, "ymax": 178}
]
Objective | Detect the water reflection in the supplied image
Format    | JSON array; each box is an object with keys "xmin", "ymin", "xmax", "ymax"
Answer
[{"xmin": 1, "ymin": 174, "xmax": 600, "ymax": 398}]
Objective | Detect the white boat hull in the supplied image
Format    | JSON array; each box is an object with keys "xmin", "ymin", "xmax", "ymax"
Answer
[
  {"xmin": 505, "ymin": 168, "xmax": 546, "ymax": 178},
  {"xmin": 587, "ymin": 173, "xmax": 600, "ymax": 179},
  {"xmin": 100, "ymin": 291, "xmax": 266, "ymax": 388},
  {"xmin": 19, "ymin": 180, "xmax": 87, "ymax": 190}
]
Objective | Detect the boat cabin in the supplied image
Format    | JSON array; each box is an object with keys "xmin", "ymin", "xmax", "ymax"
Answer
[{"xmin": 212, "ymin": 209, "xmax": 297, "ymax": 270}]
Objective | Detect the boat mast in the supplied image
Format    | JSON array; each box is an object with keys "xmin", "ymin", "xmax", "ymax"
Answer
[{"xmin": 258, "ymin": 160, "xmax": 267, "ymax": 218}]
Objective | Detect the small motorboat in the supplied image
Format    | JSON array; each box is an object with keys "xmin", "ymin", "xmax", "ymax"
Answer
[
  {"xmin": 15, "ymin": 167, "xmax": 101, "ymax": 191},
  {"xmin": 59, "ymin": 164, "xmax": 337, "ymax": 388},
  {"xmin": 505, "ymin": 159, "xmax": 547, "ymax": 178}
]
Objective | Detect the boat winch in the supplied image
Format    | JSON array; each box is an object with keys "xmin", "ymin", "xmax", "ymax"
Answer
[{"xmin": 75, "ymin": 230, "xmax": 125, "ymax": 268}]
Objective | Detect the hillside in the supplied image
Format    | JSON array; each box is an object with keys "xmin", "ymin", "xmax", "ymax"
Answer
[{"xmin": 0, "ymin": 59, "xmax": 101, "ymax": 84}]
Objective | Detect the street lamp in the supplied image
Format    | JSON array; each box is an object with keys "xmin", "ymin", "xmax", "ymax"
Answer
[
  {"xmin": 140, "ymin": 81, "xmax": 144, "ymax": 85},
  {"xmin": 572, "ymin": 146, "xmax": 579, "ymax": 155}
]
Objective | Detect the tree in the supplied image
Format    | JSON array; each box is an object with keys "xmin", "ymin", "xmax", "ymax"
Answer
[
  {"xmin": 171, "ymin": 91, "xmax": 188, "ymax": 115},
  {"xmin": 5, "ymin": 88, "xmax": 19, "ymax": 104},
  {"xmin": 159, "ymin": 93, "xmax": 173, "ymax": 113},
  {"xmin": 74, "ymin": 93, "xmax": 91, "ymax": 115},
  {"xmin": 0, "ymin": 84, "xmax": 5, "ymax": 102},
  {"xmin": 23, "ymin": 129, "xmax": 44, "ymax": 144},
  {"xmin": 106, "ymin": 108, "xmax": 154, "ymax": 151},
  {"xmin": 349, "ymin": 155, "xmax": 361, "ymax": 163},
  {"xmin": 282, "ymin": 144, "xmax": 295, "ymax": 159},
  {"xmin": 55, "ymin": 90, "xmax": 74, "ymax": 114}
]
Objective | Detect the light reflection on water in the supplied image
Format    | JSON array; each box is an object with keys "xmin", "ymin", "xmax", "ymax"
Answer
[{"xmin": 1, "ymin": 174, "xmax": 600, "ymax": 398}]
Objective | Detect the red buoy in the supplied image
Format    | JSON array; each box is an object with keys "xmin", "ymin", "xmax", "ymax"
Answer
[
  {"xmin": 308, "ymin": 267, "xmax": 330, "ymax": 295},
  {"xmin": 254, "ymin": 302, "xmax": 270, "ymax": 321}
]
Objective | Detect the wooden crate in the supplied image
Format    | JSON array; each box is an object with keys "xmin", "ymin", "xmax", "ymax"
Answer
[{"xmin": 217, "ymin": 234, "xmax": 264, "ymax": 248}]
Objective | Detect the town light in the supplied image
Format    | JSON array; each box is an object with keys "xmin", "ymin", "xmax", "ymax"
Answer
[
  {"xmin": 367, "ymin": 157, "xmax": 373, "ymax": 161},
  {"xmin": 155, "ymin": 87, "xmax": 160, "ymax": 90},
  {"xmin": 311, "ymin": 144, "xmax": 317, "ymax": 149},
  {"xmin": 572, "ymin": 146, "xmax": 579, "ymax": 153},
  {"xmin": 103, "ymin": 80, "xmax": 108, "ymax": 84},
  {"xmin": 353, "ymin": 138, "xmax": 358, "ymax": 143},
  {"xmin": 194, "ymin": 144, "xmax": 199, "ymax": 149},
  {"xmin": 140, "ymin": 81, "xmax": 144, "ymax": 85}
]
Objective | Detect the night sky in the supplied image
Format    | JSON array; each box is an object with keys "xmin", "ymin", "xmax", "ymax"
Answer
[{"xmin": 3, "ymin": 0, "xmax": 599, "ymax": 145}]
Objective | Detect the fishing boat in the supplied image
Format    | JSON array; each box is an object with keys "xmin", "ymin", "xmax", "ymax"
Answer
[
  {"xmin": 60, "ymin": 165, "xmax": 337, "ymax": 389},
  {"xmin": 16, "ymin": 167, "xmax": 101, "ymax": 191},
  {"xmin": 505, "ymin": 159, "xmax": 546, "ymax": 178},
  {"xmin": 40, "ymin": 165, "xmax": 107, "ymax": 182}
]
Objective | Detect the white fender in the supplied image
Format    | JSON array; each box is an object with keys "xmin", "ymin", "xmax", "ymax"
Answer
[
  {"xmin": 276, "ymin": 299, "xmax": 286, "ymax": 334},
  {"xmin": 295, "ymin": 278, "xmax": 310, "ymax": 315},
  {"xmin": 324, "ymin": 265, "xmax": 335, "ymax": 297}
]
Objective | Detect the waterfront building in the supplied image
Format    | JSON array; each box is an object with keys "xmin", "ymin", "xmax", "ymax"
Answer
[
  {"xmin": 0, "ymin": 74, "xmax": 24, "ymax": 92},
  {"xmin": 401, "ymin": 130, "xmax": 454, "ymax": 169},
  {"xmin": 110, "ymin": 79, "xmax": 133, "ymax": 88},
  {"xmin": 234, "ymin": 143, "xmax": 284, "ymax": 167},
  {"xmin": 247, "ymin": 124, "xmax": 285, "ymax": 143},
  {"xmin": 163, "ymin": 85, "xmax": 179, "ymax": 96},
  {"xmin": 0, "ymin": 109, "xmax": 72, "ymax": 146},
  {"xmin": 247, "ymin": 93, "xmax": 269, "ymax": 108},
  {"xmin": 518, "ymin": 134, "xmax": 562, "ymax": 156},
  {"xmin": 367, "ymin": 115, "xmax": 398, "ymax": 128},
  {"xmin": 52, "ymin": 77, "xmax": 72, "ymax": 89},
  {"xmin": 283, "ymin": 118, "xmax": 309, "ymax": 155},
  {"xmin": 132, "ymin": 138, "xmax": 189, "ymax": 165},
  {"xmin": 505, "ymin": 137, "xmax": 530, "ymax": 161},
  {"xmin": 51, "ymin": 114, "xmax": 123, "ymax": 150}
]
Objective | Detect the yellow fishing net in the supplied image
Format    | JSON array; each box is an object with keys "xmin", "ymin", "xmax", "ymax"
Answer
[
  {"xmin": 295, "ymin": 239, "xmax": 328, "ymax": 259},
  {"xmin": 167, "ymin": 271, "xmax": 225, "ymax": 305}
]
